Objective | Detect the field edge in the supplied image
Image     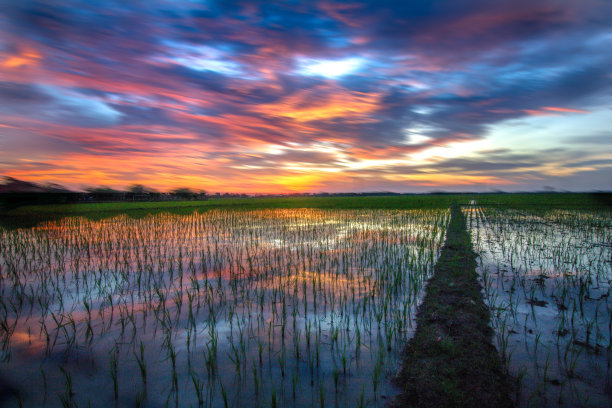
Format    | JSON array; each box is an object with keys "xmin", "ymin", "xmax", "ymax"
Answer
[{"xmin": 393, "ymin": 204, "xmax": 514, "ymax": 407}]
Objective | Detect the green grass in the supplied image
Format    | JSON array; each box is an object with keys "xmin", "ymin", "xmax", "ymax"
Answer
[
  {"xmin": 8, "ymin": 192, "xmax": 609, "ymax": 215},
  {"xmin": 7, "ymin": 195, "xmax": 464, "ymax": 214},
  {"xmin": 395, "ymin": 205, "xmax": 513, "ymax": 408},
  {"xmin": 1, "ymin": 192, "xmax": 609, "ymax": 230},
  {"xmin": 474, "ymin": 192, "xmax": 611, "ymax": 211},
  {"xmin": 0, "ymin": 195, "xmax": 463, "ymax": 229}
]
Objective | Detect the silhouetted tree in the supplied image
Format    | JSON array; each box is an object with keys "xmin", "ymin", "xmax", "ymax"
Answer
[
  {"xmin": 128, "ymin": 184, "xmax": 147, "ymax": 194},
  {"xmin": 171, "ymin": 187, "xmax": 194, "ymax": 200}
]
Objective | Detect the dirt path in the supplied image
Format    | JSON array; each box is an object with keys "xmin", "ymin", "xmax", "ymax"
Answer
[{"xmin": 394, "ymin": 205, "xmax": 513, "ymax": 407}]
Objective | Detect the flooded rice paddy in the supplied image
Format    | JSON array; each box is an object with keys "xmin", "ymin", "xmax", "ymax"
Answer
[
  {"xmin": 0, "ymin": 208, "xmax": 448, "ymax": 407},
  {"xmin": 465, "ymin": 205, "xmax": 612, "ymax": 407}
]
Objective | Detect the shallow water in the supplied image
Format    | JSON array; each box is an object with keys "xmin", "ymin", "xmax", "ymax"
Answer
[
  {"xmin": 465, "ymin": 205, "xmax": 612, "ymax": 408},
  {"xmin": 0, "ymin": 208, "xmax": 448, "ymax": 407}
]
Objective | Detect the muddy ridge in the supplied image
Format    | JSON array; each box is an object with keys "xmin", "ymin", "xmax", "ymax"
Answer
[{"xmin": 394, "ymin": 205, "xmax": 513, "ymax": 407}]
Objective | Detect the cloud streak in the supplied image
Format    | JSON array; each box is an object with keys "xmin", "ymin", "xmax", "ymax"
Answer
[{"xmin": 0, "ymin": 0, "xmax": 610, "ymax": 192}]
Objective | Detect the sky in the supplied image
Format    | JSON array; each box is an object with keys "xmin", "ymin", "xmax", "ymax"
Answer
[{"xmin": 0, "ymin": 0, "xmax": 611, "ymax": 193}]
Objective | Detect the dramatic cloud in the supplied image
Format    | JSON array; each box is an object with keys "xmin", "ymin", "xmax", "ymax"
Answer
[{"xmin": 0, "ymin": 0, "xmax": 610, "ymax": 192}]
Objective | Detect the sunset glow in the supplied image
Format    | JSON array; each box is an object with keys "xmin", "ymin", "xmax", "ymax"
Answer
[{"xmin": 1, "ymin": 1, "xmax": 611, "ymax": 193}]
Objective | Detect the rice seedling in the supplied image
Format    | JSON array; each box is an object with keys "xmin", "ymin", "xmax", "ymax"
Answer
[
  {"xmin": 465, "ymin": 202, "xmax": 611, "ymax": 407},
  {"xmin": 0, "ymin": 207, "xmax": 449, "ymax": 407}
]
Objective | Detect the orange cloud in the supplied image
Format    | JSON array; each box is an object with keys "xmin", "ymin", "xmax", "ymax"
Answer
[
  {"xmin": 1, "ymin": 45, "xmax": 42, "ymax": 68},
  {"xmin": 525, "ymin": 106, "xmax": 589, "ymax": 116},
  {"xmin": 254, "ymin": 86, "xmax": 381, "ymax": 122},
  {"xmin": 542, "ymin": 106, "xmax": 589, "ymax": 114},
  {"xmin": 523, "ymin": 109, "xmax": 554, "ymax": 116}
]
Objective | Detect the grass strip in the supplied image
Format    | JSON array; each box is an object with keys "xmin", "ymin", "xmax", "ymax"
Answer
[
  {"xmin": 4, "ymin": 195, "xmax": 463, "ymax": 215},
  {"xmin": 0, "ymin": 195, "xmax": 463, "ymax": 229},
  {"xmin": 394, "ymin": 204, "xmax": 513, "ymax": 407}
]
